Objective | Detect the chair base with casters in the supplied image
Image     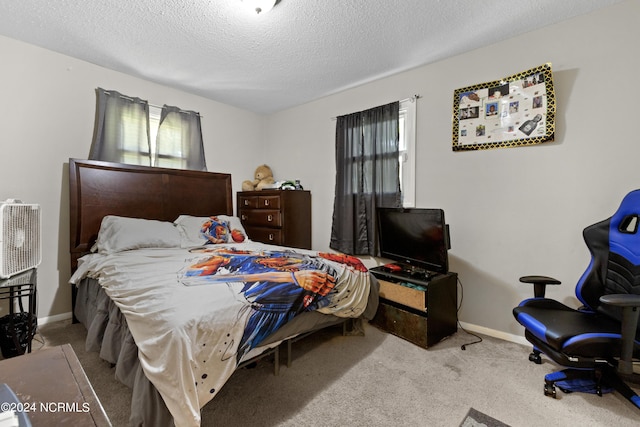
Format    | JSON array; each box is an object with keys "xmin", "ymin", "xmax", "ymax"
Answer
[
  {"xmin": 516, "ymin": 307, "xmax": 640, "ymax": 408},
  {"xmin": 513, "ymin": 190, "xmax": 640, "ymax": 411}
]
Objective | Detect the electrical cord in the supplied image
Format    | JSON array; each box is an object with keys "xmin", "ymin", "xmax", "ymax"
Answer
[
  {"xmin": 456, "ymin": 276, "xmax": 483, "ymax": 350},
  {"xmin": 31, "ymin": 329, "xmax": 45, "ymax": 350}
]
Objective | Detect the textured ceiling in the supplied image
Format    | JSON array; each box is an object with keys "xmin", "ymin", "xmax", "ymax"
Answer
[{"xmin": 0, "ymin": 0, "xmax": 624, "ymax": 114}]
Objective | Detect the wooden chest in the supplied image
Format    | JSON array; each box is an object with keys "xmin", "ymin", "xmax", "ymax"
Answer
[
  {"xmin": 370, "ymin": 271, "xmax": 457, "ymax": 348},
  {"xmin": 237, "ymin": 190, "xmax": 311, "ymax": 249}
]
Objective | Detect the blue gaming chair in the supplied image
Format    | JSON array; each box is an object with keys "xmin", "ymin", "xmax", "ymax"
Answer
[{"xmin": 513, "ymin": 189, "xmax": 640, "ymax": 409}]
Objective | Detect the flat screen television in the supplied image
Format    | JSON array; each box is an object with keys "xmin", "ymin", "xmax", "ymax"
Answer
[{"xmin": 377, "ymin": 207, "xmax": 450, "ymax": 274}]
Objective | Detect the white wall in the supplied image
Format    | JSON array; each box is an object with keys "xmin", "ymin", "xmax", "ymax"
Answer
[
  {"xmin": 0, "ymin": 35, "xmax": 266, "ymax": 322},
  {"xmin": 264, "ymin": 0, "xmax": 640, "ymax": 341}
]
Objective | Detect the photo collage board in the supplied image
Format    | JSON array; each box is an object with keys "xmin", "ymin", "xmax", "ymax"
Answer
[{"xmin": 452, "ymin": 63, "xmax": 555, "ymax": 151}]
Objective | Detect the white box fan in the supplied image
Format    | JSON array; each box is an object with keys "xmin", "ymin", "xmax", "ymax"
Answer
[{"xmin": 0, "ymin": 200, "xmax": 42, "ymax": 278}]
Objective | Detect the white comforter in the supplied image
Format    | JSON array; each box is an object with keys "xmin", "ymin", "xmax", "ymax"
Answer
[{"xmin": 70, "ymin": 242, "xmax": 371, "ymax": 427}]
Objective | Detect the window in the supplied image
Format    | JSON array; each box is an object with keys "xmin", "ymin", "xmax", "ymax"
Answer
[
  {"xmin": 399, "ymin": 98, "xmax": 416, "ymax": 207},
  {"xmin": 90, "ymin": 88, "xmax": 206, "ymax": 171},
  {"xmin": 147, "ymin": 105, "xmax": 185, "ymax": 169},
  {"xmin": 118, "ymin": 104, "xmax": 185, "ymax": 168},
  {"xmin": 129, "ymin": 105, "xmax": 190, "ymax": 169}
]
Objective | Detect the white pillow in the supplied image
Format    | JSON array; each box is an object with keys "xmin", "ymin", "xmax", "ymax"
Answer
[
  {"xmin": 174, "ymin": 215, "xmax": 251, "ymax": 248},
  {"xmin": 94, "ymin": 216, "xmax": 182, "ymax": 254}
]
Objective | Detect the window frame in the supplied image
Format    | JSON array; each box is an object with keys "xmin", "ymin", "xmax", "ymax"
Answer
[{"xmin": 399, "ymin": 98, "xmax": 416, "ymax": 207}]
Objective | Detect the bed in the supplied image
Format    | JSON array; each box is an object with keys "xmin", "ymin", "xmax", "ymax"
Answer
[{"xmin": 67, "ymin": 159, "xmax": 379, "ymax": 427}]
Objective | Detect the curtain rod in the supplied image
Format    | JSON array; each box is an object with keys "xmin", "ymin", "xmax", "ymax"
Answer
[
  {"xmin": 102, "ymin": 90, "xmax": 202, "ymax": 117},
  {"xmin": 330, "ymin": 94, "xmax": 421, "ymax": 120}
]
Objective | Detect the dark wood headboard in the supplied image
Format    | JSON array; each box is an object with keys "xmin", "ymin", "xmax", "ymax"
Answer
[{"xmin": 69, "ymin": 158, "xmax": 233, "ymax": 271}]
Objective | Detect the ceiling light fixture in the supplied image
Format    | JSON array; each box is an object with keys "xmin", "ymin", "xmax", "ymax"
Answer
[{"xmin": 241, "ymin": 0, "xmax": 277, "ymax": 15}]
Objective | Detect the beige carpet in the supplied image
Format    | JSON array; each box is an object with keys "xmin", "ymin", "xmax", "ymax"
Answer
[{"xmin": 34, "ymin": 320, "xmax": 640, "ymax": 426}]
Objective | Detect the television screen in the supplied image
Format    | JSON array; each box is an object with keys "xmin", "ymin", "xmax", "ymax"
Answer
[{"xmin": 377, "ymin": 207, "xmax": 450, "ymax": 274}]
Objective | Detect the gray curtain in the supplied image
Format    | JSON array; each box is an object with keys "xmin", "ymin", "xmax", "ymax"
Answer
[
  {"xmin": 330, "ymin": 101, "xmax": 401, "ymax": 256},
  {"xmin": 89, "ymin": 88, "xmax": 151, "ymax": 166},
  {"xmin": 154, "ymin": 105, "xmax": 207, "ymax": 171}
]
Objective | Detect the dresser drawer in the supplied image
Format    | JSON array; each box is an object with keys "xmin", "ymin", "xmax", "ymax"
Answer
[
  {"xmin": 245, "ymin": 226, "xmax": 282, "ymax": 245},
  {"xmin": 239, "ymin": 209, "xmax": 282, "ymax": 227},
  {"xmin": 378, "ymin": 279, "xmax": 427, "ymax": 312},
  {"xmin": 239, "ymin": 195, "xmax": 281, "ymax": 210},
  {"xmin": 371, "ymin": 301, "xmax": 429, "ymax": 348},
  {"xmin": 239, "ymin": 196, "xmax": 258, "ymax": 209},
  {"xmin": 258, "ymin": 195, "xmax": 280, "ymax": 209}
]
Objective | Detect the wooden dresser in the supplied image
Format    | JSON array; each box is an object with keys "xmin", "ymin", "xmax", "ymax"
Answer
[{"xmin": 237, "ymin": 190, "xmax": 311, "ymax": 249}]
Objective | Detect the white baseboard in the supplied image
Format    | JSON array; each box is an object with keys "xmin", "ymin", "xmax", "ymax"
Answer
[
  {"xmin": 459, "ymin": 321, "xmax": 529, "ymax": 347},
  {"xmin": 37, "ymin": 311, "xmax": 72, "ymax": 326}
]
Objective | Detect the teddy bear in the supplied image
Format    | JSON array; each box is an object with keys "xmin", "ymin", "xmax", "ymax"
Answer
[{"xmin": 242, "ymin": 164, "xmax": 275, "ymax": 191}]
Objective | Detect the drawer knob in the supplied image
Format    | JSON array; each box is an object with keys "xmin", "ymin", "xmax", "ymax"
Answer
[
  {"xmin": 244, "ymin": 200, "xmax": 249, "ymax": 206},
  {"xmin": 268, "ymin": 233, "xmax": 274, "ymax": 241},
  {"xmin": 264, "ymin": 200, "xmax": 270, "ymax": 206},
  {"xmin": 241, "ymin": 214, "xmax": 247, "ymax": 221},
  {"xmin": 267, "ymin": 214, "xmax": 273, "ymax": 222}
]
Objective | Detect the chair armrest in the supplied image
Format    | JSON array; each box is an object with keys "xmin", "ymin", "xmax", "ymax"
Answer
[
  {"xmin": 519, "ymin": 275, "xmax": 561, "ymax": 298},
  {"xmin": 600, "ymin": 294, "xmax": 640, "ymax": 307},
  {"xmin": 599, "ymin": 294, "xmax": 640, "ymax": 375}
]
